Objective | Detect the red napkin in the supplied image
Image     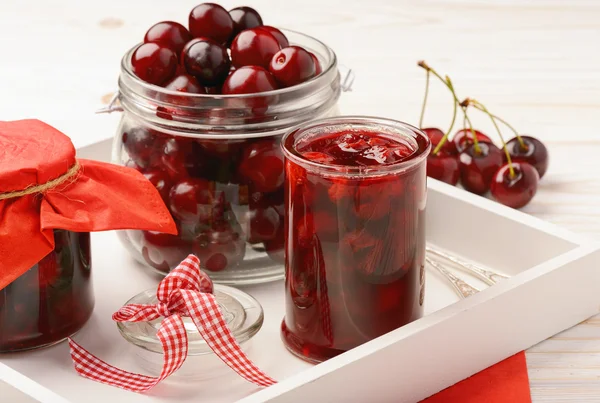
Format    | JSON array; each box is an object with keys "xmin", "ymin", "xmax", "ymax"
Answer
[
  {"xmin": 421, "ymin": 352, "xmax": 531, "ymax": 403},
  {"xmin": 0, "ymin": 119, "xmax": 177, "ymax": 290}
]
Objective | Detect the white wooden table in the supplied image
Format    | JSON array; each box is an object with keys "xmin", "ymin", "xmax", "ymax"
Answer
[{"xmin": 1, "ymin": 0, "xmax": 599, "ymax": 401}]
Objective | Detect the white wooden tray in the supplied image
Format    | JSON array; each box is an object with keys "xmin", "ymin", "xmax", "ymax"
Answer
[{"xmin": 0, "ymin": 138, "xmax": 599, "ymax": 403}]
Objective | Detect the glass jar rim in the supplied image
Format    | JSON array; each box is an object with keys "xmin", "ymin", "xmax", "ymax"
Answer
[
  {"xmin": 117, "ymin": 28, "xmax": 342, "ymax": 139},
  {"xmin": 281, "ymin": 116, "xmax": 432, "ymax": 177},
  {"xmin": 120, "ymin": 28, "xmax": 338, "ymax": 100}
]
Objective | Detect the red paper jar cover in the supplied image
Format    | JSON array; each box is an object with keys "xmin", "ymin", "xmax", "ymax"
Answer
[{"xmin": 0, "ymin": 119, "xmax": 177, "ymax": 290}]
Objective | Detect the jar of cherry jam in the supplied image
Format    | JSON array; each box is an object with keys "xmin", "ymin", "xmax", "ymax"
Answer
[
  {"xmin": 0, "ymin": 231, "xmax": 93, "ymax": 352},
  {"xmin": 280, "ymin": 116, "xmax": 431, "ymax": 363},
  {"xmin": 0, "ymin": 119, "xmax": 175, "ymax": 353},
  {"xmin": 113, "ymin": 30, "xmax": 343, "ymax": 285}
]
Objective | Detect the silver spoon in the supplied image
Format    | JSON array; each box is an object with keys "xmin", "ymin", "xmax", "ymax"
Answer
[{"xmin": 426, "ymin": 245, "xmax": 509, "ymax": 286}]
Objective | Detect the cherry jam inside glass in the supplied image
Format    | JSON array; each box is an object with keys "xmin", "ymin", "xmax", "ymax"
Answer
[
  {"xmin": 280, "ymin": 117, "xmax": 430, "ymax": 363},
  {"xmin": 0, "ymin": 230, "xmax": 93, "ymax": 352}
]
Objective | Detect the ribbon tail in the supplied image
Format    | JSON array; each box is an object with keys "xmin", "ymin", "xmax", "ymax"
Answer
[
  {"xmin": 180, "ymin": 289, "xmax": 277, "ymax": 387},
  {"xmin": 68, "ymin": 314, "xmax": 188, "ymax": 393}
]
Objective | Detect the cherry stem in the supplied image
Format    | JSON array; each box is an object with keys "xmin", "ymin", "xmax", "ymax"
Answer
[
  {"xmin": 464, "ymin": 98, "xmax": 516, "ymax": 178},
  {"xmin": 467, "ymin": 103, "xmax": 527, "ymax": 150},
  {"xmin": 432, "ymin": 80, "xmax": 458, "ymax": 155},
  {"xmin": 417, "ymin": 61, "xmax": 481, "ymax": 154},
  {"xmin": 418, "ymin": 70, "xmax": 430, "ymax": 129}
]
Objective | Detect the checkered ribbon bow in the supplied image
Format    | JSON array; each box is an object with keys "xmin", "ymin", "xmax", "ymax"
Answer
[{"xmin": 67, "ymin": 255, "xmax": 276, "ymax": 393}]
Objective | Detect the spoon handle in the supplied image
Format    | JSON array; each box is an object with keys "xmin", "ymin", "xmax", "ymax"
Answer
[
  {"xmin": 426, "ymin": 257, "xmax": 479, "ymax": 298},
  {"xmin": 426, "ymin": 245, "xmax": 509, "ymax": 286}
]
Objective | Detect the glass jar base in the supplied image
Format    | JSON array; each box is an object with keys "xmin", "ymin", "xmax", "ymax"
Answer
[
  {"xmin": 280, "ymin": 319, "xmax": 348, "ymax": 364},
  {"xmin": 122, "ymin": 231, "xmax": 285, "ymax": 286},
  {"xmin": 0, "ymin": 326, "xmax": 85, "ymax": 354}
]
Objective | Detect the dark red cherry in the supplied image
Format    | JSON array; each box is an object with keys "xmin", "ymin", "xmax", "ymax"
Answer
[
  {"xmin": 143, "ymin": 230, "xmax": 188, "ymax": 248},
  {"xmin": 141, "ymin": 240, "xmax": 192, "ymax": 274},
  {"xmin": 422, "ymin": 127, "xmax": 457, "ymax": 155},
  {"xmin": 159, "ymin": 138, "xmax": 193, "ymax": 180},
  {"xmin": 269, "ymin": 46, "xmax": 316, "ymax": 87},
  {"xmin": 309, "ymin": 52, "xmax": 322, "ymax": 75},
  {"xmin": 131, "ymin": 43, "xmax": 177, "ymax": 85},
  {"xmin": 427, "ymin": 153, "xmax": 460, "ymax": 185},
  {"xmin": 142, "ymin": 169, "xmax": 172, "ymax": 203},
  {"xmin": 222, "ymin": 66, "xmax": 277, "ymax": 94},
  {"xmin": 257, "ymin": 26, "xmax": 289, "ymax": 48},
  {"xmin": 459, "ymin": 142, "xmax": 503, "ymax": 194},
  {"xmin": 122, "ymin": 127, "xmax": 162, "ymax": 168},
  {"xmin": 37, "ymin": 252, "xmax": 60, "ymax": 287},
  {"xmin": 182, "ymin": 38, "xmax": 231, "ymax": 87},
  {"xmin": 247, "ymin": 207, "xmax": 280, "ymax": 243},
  {"xmin": 163, "ymin": 73, "xmax": 205, "ymax": 93},
  {"xmin": 188, "ymin": 3, "xmax": 234, "ymax": 44},
  {"xmin": 491, "ymin": 162, "xmax": 539, "ymax": 208},
  {"xmin": 453, "ymin": 129, "xmax": 493, "ymax": 153},
  {"xmin": 192, "ymin": 223, "xmax": 245, "ymax": 272},
  {"xmin": 230, "ymin": 27, "xmax": 281, "ymax": 68},
  {"xmin": 505, "ymin": 136, "xmax": 549, "ymax": 178},
  {"xmin": 229, "ymin": 6, "xmax": 263, "ymax": 38},
  {"xmin": 168, "ymin": 178, "xmax": 215, "ymax": 222},
  {"xmin": 238, "ymin": 139, "xmax": 284, "ymax": 192},
  {"xmin": 144, "ymin": 21, "xmax": 191, "ymax": 55}
]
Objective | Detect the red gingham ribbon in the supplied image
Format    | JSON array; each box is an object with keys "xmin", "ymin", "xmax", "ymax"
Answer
[{"xmin": 67, "ymin": 255, "xmax": 276, "ymax": 392}]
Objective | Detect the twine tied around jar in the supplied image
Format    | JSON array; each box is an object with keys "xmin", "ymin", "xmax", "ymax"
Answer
[{"xmin": 0, "ymin": 161, "xmax": 81, "ymax": 201}]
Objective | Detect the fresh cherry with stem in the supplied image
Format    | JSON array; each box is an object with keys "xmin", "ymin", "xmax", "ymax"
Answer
[
  {"xmin": 463, "ymin": 98, "xmax": 540, "ymax": 208},
  {"xmin": 453, "ymin": 100, "xmax": 503, "ymax": 195},
  {"xmin": 417, "ymin": 61, "xmax": 482, "ymax": 155},
  {"xmin": 468, "ymin": 103, "xmax": 549, "ymax": 178},
  {"xmin": 417, "ymin": 61, "xmax": 462, "ymax": 185},
  {"xmin": 452, "ymin": 126, "xmax": 493, "ymax": 154},
  {"xmin": 418, "ymin": 68, "xmax": 455, "ymax": 154}
]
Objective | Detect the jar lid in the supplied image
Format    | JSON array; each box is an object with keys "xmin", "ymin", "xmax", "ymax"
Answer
[
  {"xmin": 117, "ymin": 284, "xmax": 264, "ymax": 355},
  {"xmin": 0, "ymin": 119, "xmax": 176, "ymax": 291}
]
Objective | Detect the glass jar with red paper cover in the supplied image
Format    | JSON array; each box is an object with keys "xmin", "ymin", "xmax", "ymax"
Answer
[
  {"xmin": 112, "ymin": 27, "xmax": 345, "ymax": 285},
  {"xmin": 0, "ymin": 120, "xmax": 175, "ymax": 352},
  {"xmin": 280, "ymin": 116, "xmax": 431, "ymax": 363}
]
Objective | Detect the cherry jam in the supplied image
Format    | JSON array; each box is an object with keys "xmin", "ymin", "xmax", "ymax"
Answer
[
  {"xmin": 280, "ymin": 117, "xmax": 430, "ymax": 363},
  {"xmin": 0, "ymin": 230, "xmax": 93, "ymax": 352}
]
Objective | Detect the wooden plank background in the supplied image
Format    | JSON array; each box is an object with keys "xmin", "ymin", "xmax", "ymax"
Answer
[{"xmin": 1, "ymin": 0, "xmax": 599, "ymax": 400}]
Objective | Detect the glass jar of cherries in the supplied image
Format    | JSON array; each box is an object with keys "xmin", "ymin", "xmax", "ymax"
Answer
[
  {"xmin": 280, "ymin": 116, "xmax": 431, "ymax": 363},
  {"xmin": 112, "ymin": 5, "xmax": 343, "ymax": 285},
  {"xmin": 0, "ymin": 231, "xmax": 92, "ymax": 352}
]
